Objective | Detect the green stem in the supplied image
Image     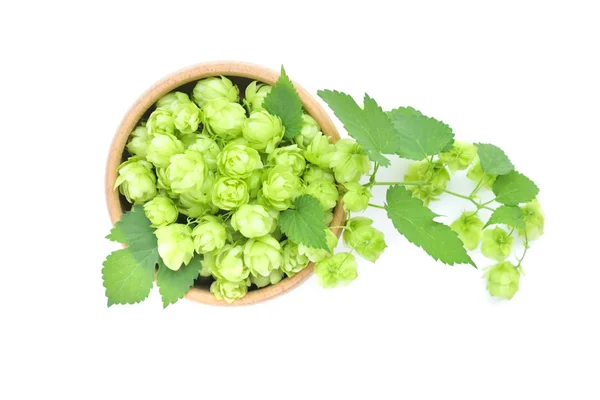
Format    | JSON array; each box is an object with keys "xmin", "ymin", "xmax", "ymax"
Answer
[
  {"xmin": 366, "ymin": 163, "xmax": 380, "ymax": 188},
  {"xmin": 470, "ymin": 178, "xmax": 484, "ymax": 197},
  {"xmin": 442, "ymin": 188, "xmax": 472, "ymax": 201},
  {"xmin": 371, "ymin": 181, "xmax": 427, "ymax": 186},
  {"xmin": 481, "ymin": 198, "xmax": 496, "ymax": 206},
  {"xmin": 368, "ymin": 203, "xmax": 386, "ymax": 210},
  {"xmin": 517, "ymin": 232, "xmax": 529, "ymax": 268}
]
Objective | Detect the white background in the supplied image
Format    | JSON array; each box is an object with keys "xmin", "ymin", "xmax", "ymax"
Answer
[{"xmin": 1, "ymin": 1, "xmax": 598, "ymax": 399}]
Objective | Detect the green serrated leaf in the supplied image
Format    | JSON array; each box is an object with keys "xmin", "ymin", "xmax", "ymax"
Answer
[
  {"xmin": 280, "ymin": 195, "xmax": 328, "ymax": 250},
  {"xmin": 262, "ymin": 66, "xmax": 304, "ymax": 138},
  {"xmin": 390, "ymin": 112, "xmax": 455, "ymax": 160},
  {"xmin": 102, "ymin": 248, "xmax": 156, "ymax": 306},
  {"xmin": 475, "ymin": 143, "xmax": 514, "ymax": 175},
  {"xmin": 318, "ymin": 90, "xmax": 400, "ymax": 166},
  {"xmin": 492, "ymin": 171, "xmax": 539, "ymax": 206},
  {"xmin": 106, "ymin": 205, "xmax": 155, "ymax": 246},
  {"xmin": 388, "ymin": 106, "xmax": 423, "ymax": 118},
  {"xmin": 385, "ymin": 186, "xmax": 475, "ymax": 267},
  {"xmin": 484, "ymin": 205, "xmax": 525, "ymax": 229},
  {"xmin": 156, "ymin": 256, "xmax": 202, "ymax": 308},
  {"xmin": 103, "ymin": 204, "xmax": 160, "ymax": 306},
  {"xmin": 105, "ymin": 226, "xmax": 126, "ymax": 243}
]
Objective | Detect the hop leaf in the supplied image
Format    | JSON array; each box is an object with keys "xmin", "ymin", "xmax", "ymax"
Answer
[
  {"xmin": 262, "ymin": 66, "xmax": 304, "ymax": 138},
  {"xmin": 106, "ymin": 205, "xmax": 156, "ymax": 246},
  {"xmin": 385, "ymin": 186, "xmax": 475, "ymax": 267},
  {"xmin": 280, "ymin": 195, "xmax": 328, "ymax": 251},
  {"xmin": 492, "ymin": 171, "xmax": 539, "ymax": 206},
  {"xmin": 389, "ymin": 111, "xmax": 455, "ymax": 160},
  {"xmin": 156, "ymin": 256, "xmax": 202, "ymax": 308},
  {"xmin": 484, "ymin": 205, "xmax": 525, "ymax": 229},
  {"xmin": 474, "ymin": 143, "xmax": 514, "ymax": 175},
  {"xmin": 102, "ymin": 248, "xmax": 156, "ymax": 306},
  {"xmin": 102, "ymin": 205, "xmax": 160, "ymax": 306},
  {"xmin": 317, "ymin": 90, "xmax": 400, "ymax": 166}
]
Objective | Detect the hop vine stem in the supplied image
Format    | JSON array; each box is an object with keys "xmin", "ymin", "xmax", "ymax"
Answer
[
  {"xmin": 371, "ymin": 181, "xmax": 427, "ymax": 186},
  {"xmin": 516, "ymin": 231, "xmax": 529, "ymax": 270}
]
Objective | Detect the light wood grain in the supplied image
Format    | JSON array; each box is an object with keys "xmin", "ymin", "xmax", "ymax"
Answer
[{"xmin": 106, "ymin": 61, "xmax": 345, "ymax": 306}]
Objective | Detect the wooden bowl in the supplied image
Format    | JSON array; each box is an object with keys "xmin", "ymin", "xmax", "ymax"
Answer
[{"xmin": 106, "ymin": 61, "xmax": 345, "ymax": 306}]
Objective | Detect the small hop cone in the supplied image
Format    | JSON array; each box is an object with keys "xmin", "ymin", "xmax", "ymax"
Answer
[
  {"xmin": 192, "ymin": 76, "xmax": 239, "ymax": 107},
  {"xmin": 484, "ymin": 262, "xmax": 520, "ymax": 300},
  {"xmin": 314, "ymin": 252, "xmax": 358, "ymax": 288}
]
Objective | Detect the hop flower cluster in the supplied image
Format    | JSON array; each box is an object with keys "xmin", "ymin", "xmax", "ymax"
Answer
[
  {"xmin": 115, "ymin": 76, "xmax": 373, "ymax": 302},
  {"xmin": 405, "ymin": 141, "xmax": 545, "ymax": 301}
]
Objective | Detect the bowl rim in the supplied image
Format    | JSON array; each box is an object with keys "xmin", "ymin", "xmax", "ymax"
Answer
[{"xmin": 105, "ymin": 60, "xmax": 345, "ymax": 306}]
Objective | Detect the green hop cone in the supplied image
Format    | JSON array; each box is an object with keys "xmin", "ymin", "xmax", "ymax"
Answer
[
  {"xmin": 481, "ymin": 227, "xmax": 514, "ymax": 261},
  {"xmin": 156, "ymin": 91, "xmax": 192, "ymax": 110},
  {"xmin": 192, "ymin": 76, "xmax": 239, "ymax": 108},
  {"xmin": 243, "ymin": 81, "xmax": 271, "ymax": 112},
  {"xmin": 267, "ymin": 145, "xmax": 306, "ymax": 176},
  {"xmin": 342, "ymin": 218, "xmax": 387, "ymax": 263},
  {"xmin": 304, "ymin": 133, "xmax": 335, "ymax": 169},
  {"xmin": 187, "ymin": 134, "xmax": 221, "ymax": 171},
  {"xmin": 302, "ymin": 164, "xmax": 334, "ymax": 185},
  {"xmin": 155, "ymin": 223, "xmax": 194, "ymax": 271},
  {"xmin": 251, "ymin": 269, "xmax": 284, "ymax": 288},
  {"xmin": 330, "ymin": 138, "xmax": 371, "ymax": 183},
  {"xmin": 438, "ymin": 141, "xmax": 477, "ymax": 173},
  {"xmin": 192, "ymin": 215, "xmax": 228, "ymax": 254},
  {"xmin": 298, "ymin": 229, "xmax": 339, "ymax": 263},
  {"xmin": 203, "ymin": 99, "xmax": 246, "ymax": 139},
  {"xmin": 146, "ymin": 108, "xmax": 175, "ymax": 136},
  {"xmin": 126, "ymin": 126, "xmax": 152, "ymax": 159},
  {"xmin": 210, "ymin": 279, "xmax": 248, "ymax": 303},
  {"xmin": 143, "ymin": 195, "xmax": 178, "ymax": 227},
  {"xmin": 172, "ymin": 100, "xmax": 202, "ymax": 134},
  {"xmin": 342, "ymin": 182, "xmax": 372, "ymax": 212},
  {"xmin": 519, "ymin": 199, "xmax": 544, "ymax": 241},
  {"xmin": 314, "ymin": 252, "xmax": 358, "ymax": 288},
  {"xmin": 261, "ymin": 166, "xmax": 303, "ymax": 210},
  {"xmin": 466, "ymin": 157, "xmax": 497, "ymax": 190},
  {"xmin": 344, "ymin": 216, "xmax": 372, "ymax": 231},
  {"xmin": 243, "ymin": 235, "xmax": 283, "ymax": 277},
  {"xmin": 304, "ymin": 179, "xmax": 339, "ymax": 210},
  {"xmin": 484, "ymin": 261, "xmax": 520, "ymax": 300},
  {"xmin": 114, "ymin": 157, "xmax": 157, "ymax": 203},
  {"xmin": 166, "ymin": 149, "xmax": 207, "ymax": 194},
  {"xmin": 404, "ymin": 160, "xmax": 450, "ymax": 205},
  {"xmin": 212, "ymin": 244, "xmax": 250, "ymax": 282},
  {"xmin": 211, "ymin": 176, "xmax": 249, "ymax": 210},
  {"xmin": 146, "ymin": 132, "xmax": 184, "ymax": 168},
  {"xmin": 242, "ymin": 110, "xmax": 285, "ymax": 153},
  {"xmin": 281, "ymin": 240, "xmax": 309, "ymax": 277},
  {"xmin": 177, "ymin": 172, "xmax": 217, "ymax": 218},
  {"xmin": 156, "ymin": 92, "xmax": 202, "ymax": 134},
  {"xmin": 294, "ymin": 113, "xmax": 321, "ymax": 149},
  {"xmin": 450, "ymin": 212, "xmax": 484, "ymax": 250},
  {"xmin": 231, "ymin": 204, "xmax": 277, "ymax": 238},
  {"xmin": 217, "ymin": 142, "xmax": 263, "ymax": 179}
]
